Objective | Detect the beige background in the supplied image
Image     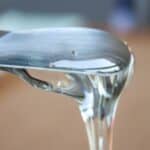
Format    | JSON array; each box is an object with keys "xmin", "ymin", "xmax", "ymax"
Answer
[{"xmin": 0, "ymin": 30, "xmax": 149, "ymax": 150}]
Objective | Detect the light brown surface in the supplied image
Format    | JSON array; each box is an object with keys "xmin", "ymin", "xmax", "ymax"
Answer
[{"xmin": 0, "ymin": 30, "xmax": 149, "ymax": 150}]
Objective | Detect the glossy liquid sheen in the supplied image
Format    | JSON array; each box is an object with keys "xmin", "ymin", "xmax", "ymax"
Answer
[
  {"xmin": 48, "ymin": 58, "xmax": 131, "ymax": 150},
  {"xmin": 0, "ymin": 57, "xmax": 132, "ymax": 150}
]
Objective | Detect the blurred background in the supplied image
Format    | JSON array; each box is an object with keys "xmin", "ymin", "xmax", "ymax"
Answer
[{"xmin": 0, "ymin": 0, "xmax": 150, "ymax": 150}]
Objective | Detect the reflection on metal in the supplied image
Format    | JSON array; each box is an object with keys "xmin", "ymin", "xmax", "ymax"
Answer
[{"xmin": 0, "ymin": 28, "xmax": 134, "ymax": 150}]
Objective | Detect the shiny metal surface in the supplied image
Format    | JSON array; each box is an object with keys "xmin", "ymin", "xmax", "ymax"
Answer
[{"xmin": 0, "ymin": 28, "xmax": 130, "ymax": 74}]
